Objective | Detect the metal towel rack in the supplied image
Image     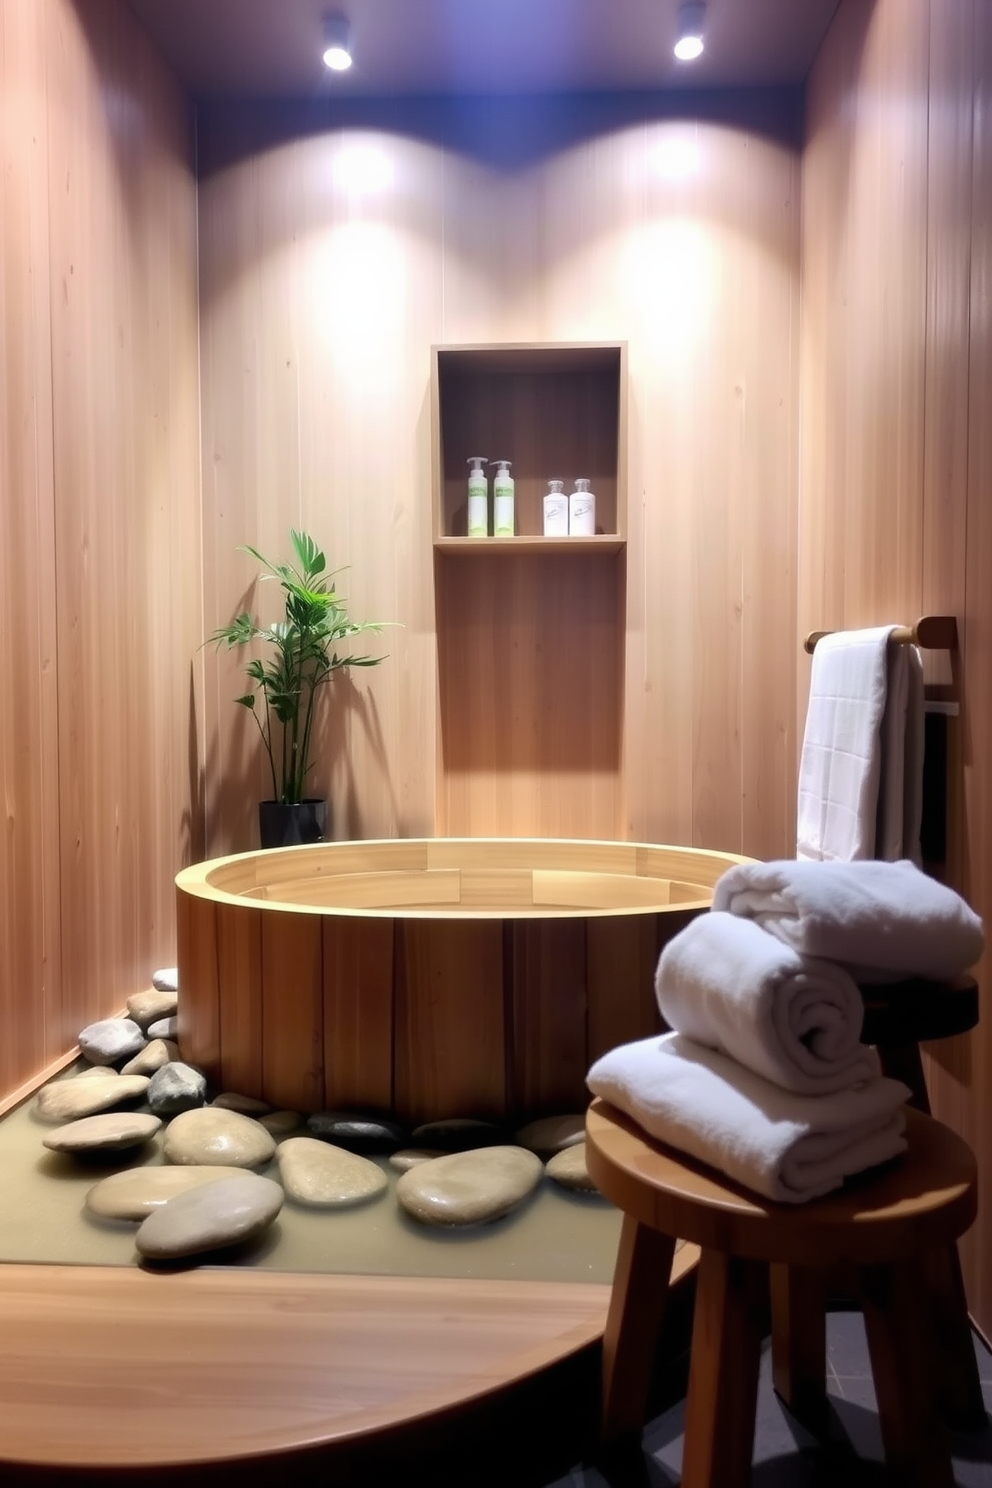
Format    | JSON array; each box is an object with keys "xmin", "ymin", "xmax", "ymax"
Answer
[{"xmin": 803, "ymin": 615, "xmax": 958, "ymax": 656}]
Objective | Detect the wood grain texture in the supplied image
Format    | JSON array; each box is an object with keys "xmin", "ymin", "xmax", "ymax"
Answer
[
  {"xmin": 800, "ymin": 0, "xmax": 992, "ymax": 1338},
  {"xmin": 0, "ymin": 1263, "xmax": 609, "ymax": 1469},
  {"xmin": 322, "ymin": 915, "xmax": 395, "ymax": 1111}
]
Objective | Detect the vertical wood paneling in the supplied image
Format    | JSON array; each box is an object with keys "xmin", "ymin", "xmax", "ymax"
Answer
[
  {"xmin": 393, "ymin": 920, "xmax": 505, "ymax": 1122},
  {"xmin": 260, "ymin": 912, "xmax": 324, "ymax": 1112},
  {"xmin": 508, "ymin": 920, "xmax": 588, "ymax": 1114},
  {"xmin": 0, "ymin": 0, "xmax": 61, "ymax": 1092},
  {"xmin": 322, "ymin": 916, "xmax": 395, "ymax": 1111},
  {"xmin": 0, "ymin": 0, "xmax": 199, "ymax": 1104},
  {"xmin": 175, "ymin": 890, "xmax": 220, "ymax": 1082},
  {"xmin": 216, "ymin": 901, "xmax": 263, "ymax": 1096},
  {"xmin": 801, "ymin": 0, "xmax": 992, "ymax": 1338}
]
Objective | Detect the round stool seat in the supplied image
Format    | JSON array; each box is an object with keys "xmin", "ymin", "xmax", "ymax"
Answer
[{"xmin": 586, "ymin": 1100, "xmax": 977, "ymax": 1266}]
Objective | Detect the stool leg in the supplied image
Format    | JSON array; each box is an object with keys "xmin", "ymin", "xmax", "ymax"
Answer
[
  {"xmin": 681, "ymin": 1250, "xmax": 765, "ymax": 1488},
  {"xmin": 860, "ymin": 1258, "xmax": 955, "ymax": 1488},
  {"xmin": 770, "ymin": 1263, "xmax": 829, "ymax": 1435},
  {"xmin": 925, "ymin": 1242, "xmax": 989, "ymax": 1430},
  {"xmin": 601, "ymin": 1213, "xmax": 677, "ymax": 1443}
]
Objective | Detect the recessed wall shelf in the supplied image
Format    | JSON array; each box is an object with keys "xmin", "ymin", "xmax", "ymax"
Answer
[{"xmin": 430, "ymin": 342, "xmax": 628, "ymax": 838}]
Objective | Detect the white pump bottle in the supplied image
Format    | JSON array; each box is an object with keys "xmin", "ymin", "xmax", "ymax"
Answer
[
  {"xmin": 491, "ymin": 460, "xmax": 515, "ymax": 537},
  {"xmin": 466, "ymin": 456, "xmax": 488, "ymax": 537}
]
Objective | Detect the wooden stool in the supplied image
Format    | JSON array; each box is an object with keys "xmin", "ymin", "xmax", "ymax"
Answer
[{"xmin": 586, "ymin": 1099, "xmax": 978, "ymax": 1488}]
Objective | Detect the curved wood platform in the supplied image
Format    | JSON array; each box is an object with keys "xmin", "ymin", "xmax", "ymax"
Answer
[
  {"xmin": 0, "ymin": 1246, "xmax": 697, "ymax": 1475},
  {"xmin": 176, "ymin": 838, "xmax": 749, "ymax": 1117}
]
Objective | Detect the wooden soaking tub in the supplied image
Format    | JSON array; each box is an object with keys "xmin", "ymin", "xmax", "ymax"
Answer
[{"xmin": 175, "ymin": 838, "xmax": 748, "ymax": 1120}]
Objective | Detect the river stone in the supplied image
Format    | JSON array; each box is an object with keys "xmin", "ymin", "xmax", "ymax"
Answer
[
  {"xmin": 146, "ymin": 1015, "xmax": 178, "ymax": 1041},
  {"xmin": 163, "ymin": 1108, "xmax": 276, "ymax": 1169},
  {"xmin": 515, "ymin": 1114, "xmax": 587, "ymax": 1158},
  {"xmin": 35, "ymin": 1075, "xmax": 150, "ymax": 1124},
  {"xmin": 307, "ymin": 1112, "xmax": 408, "ymax": 1153},
  {"xmin": 126, "ymin": 989, "xmax": 178, "ymax": 1029},
  {"xmin": 259, "ymin": 1110, "xmax": 302, "ymax": 1136},
  {"xmin": 147, "ymin": 1062, "xmax": 207, "ymax": 1116},
  {"xmin": 42, "ymin": 1112, "xmax": 162, "ymax": 1154},
  {"xmin": 135, "ymin": 1174, "xmax": 283, "ymax": 1260},
  {"xmin": 76, "ymin": 1064, "xmax": 120, "ymax": 1079},
  {"xmin": 152, "ymin": 967, "xmax": 179, "ymax": 991},
  {"xmin": 212, "ymin": 1092, "xmax": 271, "ymax": 1116},
  {"xmin": 395, "ymin": 1146, "xmax": 543, "ymax": 1227},
  {"xmin": 276, "ymin": 1137, "xmax": 388, "ymax": 1207},
  {"xmin": 77, "ymin": 1017, "xmax": 147, "ymax": 1067},
  {"xmin": 545, "ymin": 1142, "xmax": 598, "ymax": 1193},
  {"xmin": 85, "ymin": 1165, "xmax": 249, "ymax": 1220},
  {"xmin": 388, "ymin": 1148, "xmax": 444, "ymax": 1172},
  {"xmin": 121, "ymin": 1038, "xmax": 180, "ymax": 1077},
  {"xmin": 409, "ymin": 1118, "xmax": 505, "ymax": 1151}
]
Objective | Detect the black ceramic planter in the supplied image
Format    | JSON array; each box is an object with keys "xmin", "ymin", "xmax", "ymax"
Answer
[{"xmin": 258, "ymin": 799, "xmax": 328, "ymax": 849}]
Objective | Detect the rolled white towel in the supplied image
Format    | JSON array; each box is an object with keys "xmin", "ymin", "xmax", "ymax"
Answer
[
  {"xmin": 655, "ymin": 912, "xmax": 878, "ymax": 1094},
  {"xmin": 587, "ymin": 1032, "xmax": 910, "ymax": 1205},
  {"xmin": 712, "ymin": 859, "xmax": 984, "ymax": 983}
]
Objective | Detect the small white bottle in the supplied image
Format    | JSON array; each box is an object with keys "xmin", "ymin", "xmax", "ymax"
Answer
[
  {"xmin": 466, "ymin": 456, "xmax": 489, "ymax": 537},
  {"xmin": 543, "ymin": 479, "xmax": 569, "ymax": 537},
  {"xmin": 569, "ymin": 477, "xmax": 596, "ymax": 537},
  {"xmin": 491, "ymin": 459, "xmax": 515, "ymax": 537}
]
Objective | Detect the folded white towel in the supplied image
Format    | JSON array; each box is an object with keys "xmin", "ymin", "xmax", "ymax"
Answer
[
  {"xmin": 797, "ymin": 626, "xmax": 893, "ymax": 862},
  {"xmin": 655, "ymin": 912, "xmax": 878, "ymax": 1093},
  {"xmin": 587, "ymin": 1032, "xmax": 909, "ymax": 1204},
  {"xmin": 712, "ymin": 859, "xmax": 985, "ymax": 982}
]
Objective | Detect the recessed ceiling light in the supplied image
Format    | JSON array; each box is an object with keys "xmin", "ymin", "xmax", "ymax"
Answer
[
  {"xmin": 674, "ymin": 2, "xmax": 706, "ymax": 62},
  {"xmin": 322, "ymin": 13, "xmax": 353, "ymax": 72}
]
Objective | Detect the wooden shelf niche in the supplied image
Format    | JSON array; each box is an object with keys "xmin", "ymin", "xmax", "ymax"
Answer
[{"xmin": 431, "ymin": 342, "xmax": 628, "ymax": 839}]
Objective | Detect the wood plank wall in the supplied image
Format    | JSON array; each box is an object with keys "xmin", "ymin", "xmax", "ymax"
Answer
[
  {"xmin": 196, "ymin": 95, "xmax": 801, "ymax": 861},
  {"xmin": 801, "ymin": 0, "xmax": 992, "ymax": 1338},
  {"xmin": 0, "ymin": 0, "xmax": 200, "ymax": 1099}
]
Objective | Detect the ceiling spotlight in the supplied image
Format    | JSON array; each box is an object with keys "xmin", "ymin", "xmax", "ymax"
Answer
[
  {"xmin": 322, "ymin": 13, "xmax": 353, "ymax": 71},
  {"xmin": 674, "ymin": 2, "xmax": 705, "ymax": 62}
]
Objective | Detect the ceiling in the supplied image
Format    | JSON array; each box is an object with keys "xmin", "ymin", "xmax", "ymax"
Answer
[{"xmin": 125, "ymin": 0, "xmax": 842, "ymax": 102}]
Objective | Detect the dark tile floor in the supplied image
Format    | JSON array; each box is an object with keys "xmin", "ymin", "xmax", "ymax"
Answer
[{"xmin": 547, "ymin": 1310, "xmax": 992, "ymax": 1487}]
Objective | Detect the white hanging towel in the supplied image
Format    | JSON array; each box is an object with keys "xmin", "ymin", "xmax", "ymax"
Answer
[
  {"xmin": 587, "ymin": 1032, "xmax": 909, "ymax": 1205},
  {"xmin": 654, "ymin": 912, "xmax": 878, "ymax": 1094},
  {"xmin": 875, "ymin": 642, "xmax": 925, "ymax": 864},
  {"xmin": 797, "ymin": 625, "xmax": 894, "ymax": 861}
]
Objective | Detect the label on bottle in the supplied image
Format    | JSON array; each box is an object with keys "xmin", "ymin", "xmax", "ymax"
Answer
[
  {"xmin": 467, "ymin": 492, "xmax": 488, "ymax": 537},
  {"xmin": 543, "ymin": 497, "xmax": 569, "ymax": 537},
  {"xmin": 494, "ymin": 483, "xmax": 514, "ymax": 537},
  {"xmin": 569, "ymin": 494, "xmax": 596, "ymax": 537}
]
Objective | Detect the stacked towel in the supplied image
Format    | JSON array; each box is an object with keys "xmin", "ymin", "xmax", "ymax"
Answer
[
  {"xmin": 587, "ymin": 1033, "xmax": 910, "ymax": 1205},
  {"xmin": 797, "ymin": 627, "xmax": 924, "ymax": 863},
  {"xmin": 654, "ymin": 912, "xmax": 879, "ymax": 1093},
  {"xmin": 712, "ymin": 858, "xmax": 984, "ymax": 982}
]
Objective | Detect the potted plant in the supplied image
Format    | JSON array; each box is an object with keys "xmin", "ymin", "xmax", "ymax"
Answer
[{"xmin": 207, "ymin": 529, "xmax": 390, "ymax": 848}]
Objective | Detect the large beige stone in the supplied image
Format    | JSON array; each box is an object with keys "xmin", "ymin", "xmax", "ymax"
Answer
[
  {"xmin": 42, "ymin": 1113, "xmax": 162, "ymax": 1154},
  {"xmin": 162, "ymin": 1107, "xmax": 276, "ymax": 1169},
  {"xmin": 545, "ymin": 1141, "xmax": 598, "ymax": 1193},
  {"xmin": 395, "ymin": 1145, "xmax": 542, "ymax": 1226},
  {"xmin": 35, "ymin": 1075, "xmax": 150, "ymax": 1124},
  {"xmin": 135, "ymin": 1174, "xmax": 283, "ymax": 1260},
  {"xmin": 120, "ymin": 1039, "xmax": 180, "ymax": 1077},
  {"xmin": 86, "ymin": 1165, "xmax": 250, "ymax": 1220},
  {"xmin": 126, "ymin": 989, "xmax": 178, "ymax": 1030},
  {"xmin": 276, "ymin": 1137, "xmax": 388, "ymax": 1207}
]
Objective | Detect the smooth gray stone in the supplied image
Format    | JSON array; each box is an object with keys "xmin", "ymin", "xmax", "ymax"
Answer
[
  {"xmin": 276, "ymin": 1137, "xmax": 388, "ymax": 1207},
  {"xmin": 152, "ymin": 967, "xmax": 179, "ymax": 991},
  {"xmin": 135, "ymin": 1174, "xmax": 283, "ymax": 1260},
  {"xmin": 162, "ymin": 1108, "xmax": 276, "ymax": 1169},
  {"xmin": 388, "ymin": 1148, "xmax": 444, "ymax": 1172},
  {"xmin": 306, "ymin": 1112, "xmax": 408, "ymax": 1153},
  {"xmin": 395, "ymin": 1146, "xmax": 543, "ymax": 1227},
  {"xmin": 545, "ymin": 1142, "xmax": 598, "ymax": 1193},
  {"xmin": 77, "ymin": 1018, "xmax": 146, "ymax": 1067},
  {"xmin": 42, "ymin": 1112, "xmax": 162, "ymax": 1154},
  {"xmin": 120, "ymin": 1039, "xmax": 180, "ymax": 1077},
  {"xmin": 515, "ymin": 1114, "xmax": 586, "ymax": 1158},
  {"xmin": 35, "ymin": 1075, "xmax": 150, "ymax": 1124},
  {"xmin": 126, "ymin": 989, "xmax": 178, "ymax": 1030},
  {"xmin": 146, "ymin": 1015, "xmax": 178, "ymax": 1041},
  {"xmin": 86, "ymin": 1165, "xmax": 249, "ymax": 1221},
  {"xmin": 409, "ymin": 1118, "xmax": 505, "ymax": 1152},
  {"xmin": 212, "ymin": 1092, "xmax": 271, "ymax": 1116},
  {"xmin": 147, "ymin": 1062, "xmax": 207, "ymax": 1116}
]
